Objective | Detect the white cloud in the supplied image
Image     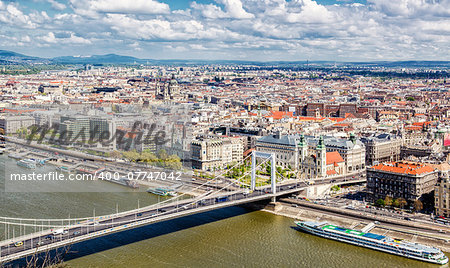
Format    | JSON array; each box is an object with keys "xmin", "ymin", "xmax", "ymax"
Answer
[
  {"xmin": 70, "ymin": 0, "xmax": 170, "ymax": 16},
  {"xmin": 47, "ymin": 0, "xmax": 66, "ymax": 11},
  {"xmin": 0, "ymin": 3, "xmax": 37, "ymax": 28},
  {"xmin": 40, "ymin": 31, "xmax": 92, "ymax": 44},
  {"xmin": 367, "ymin": 0, "xmax": 450, "ymax": 17},
  {"xmin": 41, "ymin": 32, "xmax": 57, "ymax": 43},
  {"xmin": 191, "ymin": 0, "xmax": 254, "ymax": 19},
  {"xmin": 0, "ymin": 0, "xmax": 449, "ymax": 61},
  {"xmin": 285, "ymin": 0, "xmax": 335, "ymax": 23},
  {"xmin": 220, "ymin": 0, "xmax": 255, "ymax": 19}
]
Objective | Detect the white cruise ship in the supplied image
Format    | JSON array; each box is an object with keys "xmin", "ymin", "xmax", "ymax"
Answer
[
  {"xmin": 17, "ymin": 159, "xmax": 37, "ymax": 169},
  {"xmin": 295, "ymin": 221, "xmax": 448, "ymax": 265}
]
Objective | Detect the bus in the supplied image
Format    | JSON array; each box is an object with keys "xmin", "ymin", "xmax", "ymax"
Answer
[{"xmin": 215, "ymin": 196, "xmax": 228, "ymax": 203}]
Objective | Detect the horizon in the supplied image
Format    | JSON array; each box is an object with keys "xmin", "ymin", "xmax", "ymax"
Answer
[
  {"xmin": 0, "ymin": 0, "xmax": 449, "ymax": 62},
  {"xmin": 2, "ymin": 49, "xmax": 450, "ymax": 64}
]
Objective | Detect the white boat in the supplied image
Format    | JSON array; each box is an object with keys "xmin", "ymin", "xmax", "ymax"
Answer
[
  {"xmin": 295, "ymin": 221, "xmax": 448, "ymax": 265},
  {"xmin": 17, "ymin": 159, "xmax": 37, "ymax": 169}
]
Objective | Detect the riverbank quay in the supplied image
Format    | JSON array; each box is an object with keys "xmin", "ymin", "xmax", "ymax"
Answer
[{"xmin": 257, "ymin": 199, "xmax": 450, "ymax": 252}]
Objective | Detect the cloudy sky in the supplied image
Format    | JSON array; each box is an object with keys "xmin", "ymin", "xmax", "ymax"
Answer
[{"xmin": 0, "ymin": 0, "xmax": 449, "ymax": 61}]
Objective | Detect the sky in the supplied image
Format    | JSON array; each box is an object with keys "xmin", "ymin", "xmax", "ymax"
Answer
[{"xmin": 0, "ymin": 0, "xmax": 448, "ymax": 61}]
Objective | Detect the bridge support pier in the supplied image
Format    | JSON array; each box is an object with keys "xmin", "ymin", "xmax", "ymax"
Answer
[
  {"xmin": 251, "ymin": 151, "xmax": 276, "ymax": 193},
  {"xmin": 251, "ymin": 151, "xmax": 256, "ymax": 191},
  {"xmin": 271, "ymin": 154, "xmax": 276, "ymax": 194}
]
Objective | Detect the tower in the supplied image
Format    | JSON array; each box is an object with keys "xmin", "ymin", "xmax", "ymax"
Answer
[
  {"xmin": 316, "ymin": 136, "xmax": 326, "ymax": 178},
  {"xmin": 298, "ymin": 134, "xmax": 308, "ymax": 178},
  {"xmin": 299, "ymin": 134, "xmax": 307, "ymax": 161},
  {"xmin": 349, "ymin": 132, "xmax": 356, "ymax": 144}
]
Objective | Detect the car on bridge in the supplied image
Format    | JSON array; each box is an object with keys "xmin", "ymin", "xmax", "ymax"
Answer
[
  {"xmin": 52, "ymin": 229, "xmax": 68, "ymax": 235},
  {"xmin": 14, "ymin": 241, "xmax": 23, "ymax": 247},
  {"xmin": 215, "ymin": 197, "xmax": 228, "ymax": 203},
  {"xmin": 73, "ymin": 231, "xmax": 81, "ymax": 236},
  {"xmin": 35, "ymin": 241, "xmax": 44, "ymax": 247}
]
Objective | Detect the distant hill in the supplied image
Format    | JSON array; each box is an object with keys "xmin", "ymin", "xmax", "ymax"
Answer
[
  {"xmin": 0, "ymin": 50, "xmax": 49, "ymax": 64},
  {"xmin": 0, "ymin": 49, "xmax": 449, "ymax": 67},
  {"xmin": 52, "ymin": 54, "xmax": 146, "ymax": 64}
]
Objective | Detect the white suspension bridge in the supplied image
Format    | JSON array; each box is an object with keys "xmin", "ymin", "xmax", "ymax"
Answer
[{"xmin": 0, "ymin": 151, "xmax": 364, "ymax": 264}]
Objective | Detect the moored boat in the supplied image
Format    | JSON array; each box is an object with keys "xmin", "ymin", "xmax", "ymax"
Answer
[
  {"xmin": 295, "ymin": 221, "xmax": 448, "ymax": 265},
  {"xmin": 17, "ymin": 159, "xmax": 37, "ymax": 169},
  {"xmin": 146, "ymin": 187, "xmax": 177, "ymax": 196}
]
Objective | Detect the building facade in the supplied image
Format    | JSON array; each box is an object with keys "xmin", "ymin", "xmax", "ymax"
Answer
[
  {"xmin": 367, "ymin": 161, "xmax": 438, "ymax": 202},
  {"xmin": 435, "ymin": 171, "xmax": 450, "ymax": 217},
  {"xmin": 361, "ymin": 134, "xmax": 402, "ymax": 166},
  {"xmin": 191, "ymin": 136, "xmax": 245, "ymax": 171},
  {"xmin": 256, "ymin": 133, "xmax": 365, "ymax": 175},
  {"xmin": 0, "ymin": 115, "xmax": 35, "ymax": 135}
]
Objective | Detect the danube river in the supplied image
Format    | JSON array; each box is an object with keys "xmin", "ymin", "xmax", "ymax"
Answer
[{"xmin": 0, "ymin": 155, "xmax": 441, "ymax": 267}]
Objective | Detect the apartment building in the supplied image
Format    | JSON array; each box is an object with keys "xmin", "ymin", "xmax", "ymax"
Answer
[{"xmin": 367, "ymin": 161, "xmax": 438, "ymax": 202}]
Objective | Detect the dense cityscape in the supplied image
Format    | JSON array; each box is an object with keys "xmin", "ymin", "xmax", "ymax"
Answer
[
  {"xmin": 0, "ymin": 59, "xmax": 449, "ymax": 266},
  {"xmin": 1, "ymin": 0, "xmax": 450, "ymax": 267}
]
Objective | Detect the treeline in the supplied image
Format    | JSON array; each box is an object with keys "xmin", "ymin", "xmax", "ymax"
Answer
[{"xmin": 121, "ymin": 149, "xmax": 182, "ymax": 170}]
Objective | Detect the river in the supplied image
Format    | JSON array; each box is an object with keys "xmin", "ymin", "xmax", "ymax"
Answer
[{"xmin": 0, "ymin": 155, "xmax": 439, "ymax": 267}]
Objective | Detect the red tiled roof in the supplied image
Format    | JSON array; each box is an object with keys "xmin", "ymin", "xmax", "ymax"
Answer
[
  {"xmin": 327, "ymin": 169, "xmax": 337, "ymax": 175},
  {"xmin": 345, "ymin": 113, "xmax": 356, "ymax": 118},
  {"xmin": 370, "ymin": 162, "xmax": 434, "ymax": 175},
  {"xmin": 326, "ymin": 151, "xmax": 344, "ymax": 165},
  {"xmin": 265, "ymin": 111, "xmax": 294, "ymax": 120}
]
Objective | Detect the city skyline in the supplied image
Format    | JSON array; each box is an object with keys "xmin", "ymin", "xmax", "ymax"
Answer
[{"xmin": 0, "ymin": 0, "xmax": 449, "ymax": 61}]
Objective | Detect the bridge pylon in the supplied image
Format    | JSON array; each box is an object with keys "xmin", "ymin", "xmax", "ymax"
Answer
[{"xmin": 250, "ymin": 151, "xmax": 276, "ymax": 194}]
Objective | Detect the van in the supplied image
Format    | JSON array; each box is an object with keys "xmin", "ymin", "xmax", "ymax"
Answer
[{"xmin": 52, "ymin": 228, "xmax": 68, "ymax": 235}]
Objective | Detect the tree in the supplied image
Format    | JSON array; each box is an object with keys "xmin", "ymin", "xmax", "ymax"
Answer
[
  {"xmin": 140, "ymin": 151, "xmax": 157, "ymax": 163},
  {"xmin": 331, "ymin": 185, "xmax": 340, "ymax": 192},
  {"xmin": 110, "ymin": 150, "xmax": 122, "ymax": 159},
  {"xmin": 375, "ymin": 199, "xmax": 385, "ymax": 207},
  {"xmin": 164, "ymin": 154, "xmax": 182, "ymax": 170},
  {"xmin": 265, "ymin": 164, "xmax": 271, "ymax": 175},
  {"xmin": 392, "ymin": 199, "xmax": 400, "ymax": 208},
  {"xmin": 157, "ymin": 149, "xmax": 168, "ymax": 160},
  {"xmin": 122, "ymin": 150, "xmax": 140, "ymax": 162},
  {"xmin": 413, "ymin": 200, "xmax": 423, "ymax": 212},
  {"xmin": 384, "ymin": 196, "xmax": 393, "ymax": 207},
  {"xmin": 397, "ymin": 198, "xmax": 407, "ymax": 209}
]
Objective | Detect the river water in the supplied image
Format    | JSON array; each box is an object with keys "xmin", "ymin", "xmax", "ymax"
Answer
[{"xmin": 0, "ymin": 155, "xmax": 441, "ymax": 267}]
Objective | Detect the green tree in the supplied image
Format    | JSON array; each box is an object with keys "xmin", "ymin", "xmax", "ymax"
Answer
[
  {"xmin": 265, "ymin": 164, "xmax": 271, "ymax": 175},
  {"xmin": 392, "ymin": 199, "xmax": 400, "ymax": 208},
  {"xmin": 157, "ymin": 149, "xmax": 168, "ymax": 160},
  {"xmin": 331, "ymin": 185, "xmax": 340, "ymax": 192},
  {"xmin": 375, "ymin": 199, "xmax": 385, "ymax": 207},
  {"xmin": 122, "ymin": 150, "xmax": 140, "ymax": 162},
  {"xmin": 140, "ymin": 151, "xmax": 157, "ymax": 163},
  {"xmin": 164, "ymin": 154, "xmax": 182, "ymax": 170}
]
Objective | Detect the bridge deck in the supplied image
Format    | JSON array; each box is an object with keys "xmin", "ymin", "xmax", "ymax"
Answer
[{"xmin": 0, "ymin": 177, "xmax": 365, "ymax": 263}]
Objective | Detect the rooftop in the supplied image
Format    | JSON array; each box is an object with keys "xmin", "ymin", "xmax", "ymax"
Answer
[{"xmin": 370, "ymin": 161, "xmax": 435, "ymax": 175}]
